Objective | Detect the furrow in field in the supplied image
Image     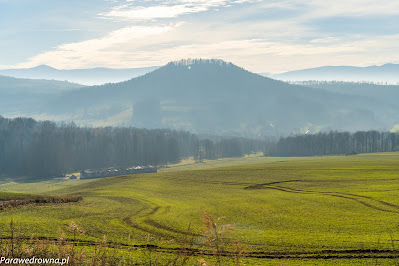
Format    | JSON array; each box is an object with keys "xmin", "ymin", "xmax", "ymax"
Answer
[
  {"xmin": 144, "ymin": 218, "xmax": 202, "ymax": 237},
  {"xmin": 244, "ymin": 179, "xmax": 300, "ymax": 189},
  {"xmin": 122, "ymin": 216, "xmax": 170, "ymax": 237},
  {"xmin": 248, "ymin": 183, "xmax": 399, "ymax": 214},
  {"xmin": 331, "ymin": 192, "xmax": 399, "ymax": 209},
  {"xmin": 122, "ymin": 206, "xmax": 203, "ymax": 238},
  {"xmin": 122, "ymin": 206, "xmax": 180, "ymax": 238}
]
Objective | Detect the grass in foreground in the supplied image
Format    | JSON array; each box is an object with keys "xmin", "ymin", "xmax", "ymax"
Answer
[{"xmin": 1, "ymin": 153, "xmax": 399, "ymax": 264}]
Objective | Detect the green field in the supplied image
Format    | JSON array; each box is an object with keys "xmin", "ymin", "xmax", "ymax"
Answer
[{"xmin": 1, "ymin": 153, "xmax": 399, "ymax": 265}]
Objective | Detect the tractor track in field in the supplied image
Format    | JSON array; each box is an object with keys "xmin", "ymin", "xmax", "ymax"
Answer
[
  {"xmin": 1, "ymin": 236, "xmax": 399, "ymax": 259},
  {"xmin": 144, "ymin": 219, "xmax": 202, "ymax": 237},
  {"xmin": 122, "ymin": 206, "xmax": 161, "ymax": 234},
  {"xmin": 122, "ymin": 206, "xmax": 190, "ymax": 238},
  {"xmin": 244, "ymin": 179, "xmax": 301, "ymax": 189},
  {"xmin": 122, "ymin": 216, "xmax": 173, "ymax": 238},
  {"xmin": 122, "ymin": 206, "xmax": 201, "ymax": 238},
  {"xmin": 246, "ymin": 183, "xmax": 399, "ymax": 214}
]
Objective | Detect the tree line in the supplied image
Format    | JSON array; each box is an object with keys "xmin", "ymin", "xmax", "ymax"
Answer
[
  {"xmin": 267, "ymin": 130, "xmax": 399, "ymax": 157},
  {"xmin": 194, "ymin": 138, "xmax": 265, "ymax": 162},
  {"xmin": 0, "ymin": 116, "xmax": 265, "ymax": 178}
]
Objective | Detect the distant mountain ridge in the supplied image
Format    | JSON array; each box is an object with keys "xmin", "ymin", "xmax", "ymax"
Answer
[
  {"xmin": 0, "ymin": 65, "xmax": 159, "ymax": 85},
  {"xmin": 273, "ymin": 63, "xmax": 399, "ymax": 83}
]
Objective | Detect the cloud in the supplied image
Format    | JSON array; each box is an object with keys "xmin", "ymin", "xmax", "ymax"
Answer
[
  {"xmin": 99, "ymin": 0, "xmax": 264, "ymax": 21},
  {"xmin": 256, "ymin": 0, "xmax": 399, "ymax": 19},
  {"xmin": 101, "ymin": 5, "xmax": 197, "ymax": 20},
  {"xmin": 99, "ymin": 0, "xmax": 230, "ymax": 20},
  {"xmin": 14, "ymin": 25, "xmax": 175, "ymax": 69},
  {"xmin": 137, "ymin": 38, "xmax": 369, "ymax": 72},
  {"xmin": 308, "ymin": 0, "xmax": 399, "ymax": 17},
  {"xmin": 6, "ymin": 0, "xmax": 399, "ymax": 72},
  {"xmin": 15, "ymin": 25, "xmax": 399, "ymax": 73}
]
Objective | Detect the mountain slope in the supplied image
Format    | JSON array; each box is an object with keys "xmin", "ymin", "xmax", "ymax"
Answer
[
  {"xmin": 0, "ymin": 75, "xmax": 84, "ymax": 115},
  {"xmin": 274, "ymin": 63, "xmax": 399, "ymax": 83},
  {"xmin": 293, "ymin": 81, "xmax": 399, "ymax": 103},
  {"xmin": 0, "ymin": 65, "xmax": 159, "ymax": 85},
  {"xmin": 45, "ymin": 59, "xmax": 395, "ymax": 135},
  {"xmin": 0, "ymin": 75, "xmax": 83, "ymax": 92}
]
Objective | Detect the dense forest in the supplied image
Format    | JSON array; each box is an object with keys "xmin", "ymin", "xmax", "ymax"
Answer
[
  {"xmin": 269, "ymin": 130, "xmax": 399, "ymax": 157},
  {"xmin": 292, "ymin": 80, "xmax": 399, "ymax": 102},
  {"xmin": 0, "ymin": 116, "xmax": 265, "ymax": 178},
  {"xmin": 194, "ymin": 137, "xmax": 265, "ymax": 162},
  {"xmin": 3, "ymin": 115, "xmax": 399, "ymax": 178}
]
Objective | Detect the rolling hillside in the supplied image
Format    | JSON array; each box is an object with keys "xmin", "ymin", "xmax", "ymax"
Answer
[
  {"xmin": 1, "ymin": 154, "xmax": 399, "ymax": 264},
  {"xmin": 294, "ymin": 81, "xmax": 399, "ymax": 103},
  {"xmin": 46, "ymin": 59, "xmax": 395, "ymax": 136},
  {"xmin": 0, "ymin": 75, "xmax": 84, "ymax": 115}
]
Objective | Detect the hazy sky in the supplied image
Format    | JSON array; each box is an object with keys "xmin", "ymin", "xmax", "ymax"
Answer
[{"xmin": 1, "ymin": 0, "xmax": 399, "ymax": 73}]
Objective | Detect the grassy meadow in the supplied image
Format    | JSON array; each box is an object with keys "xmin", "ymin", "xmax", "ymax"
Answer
[{"xmin": 1, "ymin": 153, "xmax": 399, "ymax": 265}]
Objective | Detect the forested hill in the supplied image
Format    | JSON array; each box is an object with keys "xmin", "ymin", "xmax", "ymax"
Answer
[
  {"xmin": 270, "ymin": 130, "xmax": 399, "ymax": 157},
  {"xmin": 0, "ymin": 75, "xmax": 83, "ymax": 92},
  {"xmin": 0, "ymin": 75, "xmax": 84, "ymax": 114},
  {"xmin": 47, "ymin": 59, "xmax": 393, "ymax": 136},
  {"xmin": 292, "ymin": 81, "xmax": 399, "ymax": 106}
]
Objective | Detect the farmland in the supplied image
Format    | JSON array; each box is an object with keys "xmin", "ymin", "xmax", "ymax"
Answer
[{"xmin": 1, "ymin": 153, "xmax": 399, "ymax": 265}]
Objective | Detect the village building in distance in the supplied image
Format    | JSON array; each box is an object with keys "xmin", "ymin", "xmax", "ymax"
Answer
[{"xmin": 80, "ymin": 165, "xmax": 157, "ymax": 179}]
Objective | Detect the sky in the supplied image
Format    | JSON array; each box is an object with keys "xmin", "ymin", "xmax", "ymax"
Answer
[{"xmin": 1, "ymin": 0, "xmax": 399, "ymax": 73}]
